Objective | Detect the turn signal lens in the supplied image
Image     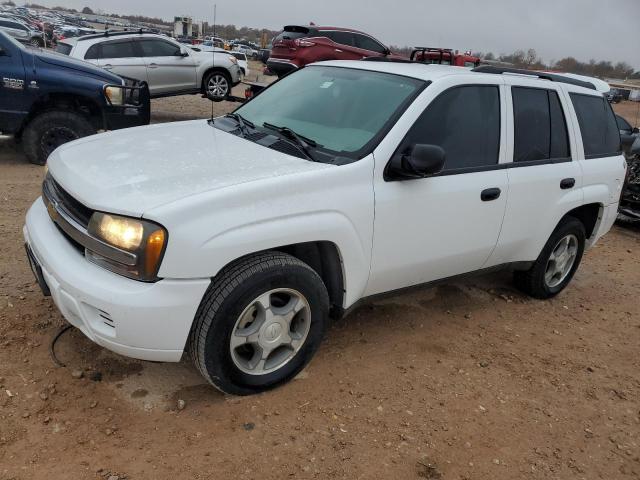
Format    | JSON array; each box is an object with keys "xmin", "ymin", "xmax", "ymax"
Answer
[{"xmin": 144, "ymin": 229, "xmax": 166, "ymax": 277}]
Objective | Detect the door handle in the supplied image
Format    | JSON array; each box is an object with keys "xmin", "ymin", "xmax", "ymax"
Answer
[
  {"xmin": 560, "ymin": 178, "xmax": 575, "ymax": 189},
  {"xmin": 481, "ymin": 188, "xmax": 501, "ymax": 202},
  {"xmin": 335, "ymin": 49, "xmax": 343, "ymax": 53},
  {"xmin": 103, "ymin": 64, "xmax": 113, "ymax": 69},
  {"xmin": 148, "ymin": 63, "xmax": 158, "ymax": 68}
]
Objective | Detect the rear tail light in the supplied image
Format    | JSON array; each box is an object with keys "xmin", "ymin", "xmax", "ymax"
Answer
[
  {"xmin": 294, "ymin": 38, "xmax": 316, "ymax": 47},
  {"xmin": 245, "ymin": 88, "xmax": 253, "ymax": 99}
]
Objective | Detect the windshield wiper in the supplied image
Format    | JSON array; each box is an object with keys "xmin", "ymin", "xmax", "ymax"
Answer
[
  {"xmin": 263, "ymin": 122, "xmax": 320, "ymax": 161},
  {"xmin": 224, "ymin": 112, "xmax": 255, "ymax": 136}
]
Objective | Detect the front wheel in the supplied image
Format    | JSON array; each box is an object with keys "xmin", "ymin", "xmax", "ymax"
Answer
[
  {"xmin": 22, "ymin": 110, "xmax": 97, "ymax": 165},
  {"xmin": 203, "ymin": 71, "xmax": 231, "ymax": 101},
  {"xmin": 188, "ymin": 252, "xmax": 330, "ymax": 395},
  {"xmin": 514, "ymin": 217, "xmax": 586, "ymax": 299}
]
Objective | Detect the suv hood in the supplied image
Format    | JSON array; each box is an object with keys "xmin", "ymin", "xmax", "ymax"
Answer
[
  {"xmin": 33, "ymin": 50, "xmax": 122, "ymax": 83},
  {"xmin": 47, "ymin": 120, "xmax": 331, "ymax": 217}
]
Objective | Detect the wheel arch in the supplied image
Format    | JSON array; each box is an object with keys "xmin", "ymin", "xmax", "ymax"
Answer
[
  {"xmin": 559, "ymin": 202, "xmax": 602, "ymax": 240},
  {"xmin": 200, "ymin": 67, "xmax": 232, "ymax": 93},
  {"xmin": 21, "ymin": 92, "xmax": 104, "ymax": 133},
  {"xmin": 211, "ymin": 241, "xmax": 346, "ymax": 319}
]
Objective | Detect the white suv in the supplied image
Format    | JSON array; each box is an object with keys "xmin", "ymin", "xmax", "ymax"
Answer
[
  {"xmin": 56, "ymin": 31, "xmax": 242, "ymax": 99},
  {"xmin": 24, "ymin": 60, "xmax": 627, "ymax": 395}
]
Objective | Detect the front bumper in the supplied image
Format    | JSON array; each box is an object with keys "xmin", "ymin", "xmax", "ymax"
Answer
[{"xmin": 24, "ymin": 197, "xmax": 210, "ymax": 362}]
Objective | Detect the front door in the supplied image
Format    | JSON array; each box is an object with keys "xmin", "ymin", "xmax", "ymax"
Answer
[
  {"xmin": 0, "ymin": 35, "xmax": 27, "ymax": 132},
  {"xmin": 367, "ymin": 81, "xmax": 509, "ymax": 296}
]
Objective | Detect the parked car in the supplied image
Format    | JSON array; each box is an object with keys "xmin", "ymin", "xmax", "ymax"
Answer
[
  {"xmin": 57, "ymin": 31, "xmax": 242, "ymax": 99},
  {"xmin": 607, "ymin": 89, "xmax": 623, "ymax": 103},
  {"xmin": 268, "ymin": 24, "xmax": 400, "ymax": 77},
  {"xmin": 230, "ymin": 51, "xmax": 249, "ymax": 77},
  {"xmin": 24, "ymin": 58, "xmax": 623, "ymax": 395},
  {"xmin": 619, "ymin": 137, "xmax": 640, "ymax": 221},
  {"xmin": 0, "ymin": 31, "xmax": 149, "ymax": 165},
  {"xmin": 0, "ymin": 16, "xmax": 44, "ymax": 46}
]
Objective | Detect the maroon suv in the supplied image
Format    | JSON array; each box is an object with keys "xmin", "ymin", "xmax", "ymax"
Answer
[{"xmin": 268, "ymin": 25, "xmax": 400, "ymax": 77}]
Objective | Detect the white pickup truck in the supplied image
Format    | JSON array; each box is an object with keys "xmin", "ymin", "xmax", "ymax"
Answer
[{"xmin": 24, "ymin": 60, "xmax": 628, "ymax": 395}]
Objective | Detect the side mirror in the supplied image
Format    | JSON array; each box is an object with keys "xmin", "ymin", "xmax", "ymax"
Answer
[
  {"xmin": 179, "ymin": 48, "xmax": 189, "ymax": 57},
  {"xmin": 631, "ymin": 137, "xmax": 640, "ymax": 156},
  {"xmin": 385, "ymin": 144, "xmax": 446, "ymax": 180},
  {"xmin": 633, "ymin": 127, "xmax": 639, "ymax": 134},
  {"xmin": 384, "ymin": 47, "xmax": 391, "ymax": 56}
]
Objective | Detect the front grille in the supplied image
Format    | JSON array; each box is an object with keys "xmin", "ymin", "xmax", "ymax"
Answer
[{"xmin": 42, "ymin": 174, "xmax": 93, "ymax": 227}]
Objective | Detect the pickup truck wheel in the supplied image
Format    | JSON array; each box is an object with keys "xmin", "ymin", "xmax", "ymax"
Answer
[
  {"xmin": 514, "ymin": 217, "xmax": 586, "ymax": 299},
  {"xmin": 188, "ymin": 251, "xmax": 330, "ymax": 395},
  {"xmin": 22, "ymin": 110, "xmax": 96, "ymax": 165},
  {"xmin": 204, "ymin": 71, "xmax": 231, "ymax": 101}
]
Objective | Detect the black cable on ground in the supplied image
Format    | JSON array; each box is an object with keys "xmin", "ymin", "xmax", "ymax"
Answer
[{"xmin": 49, "ymin": 324, "xmax": 73, "ymax": 368}]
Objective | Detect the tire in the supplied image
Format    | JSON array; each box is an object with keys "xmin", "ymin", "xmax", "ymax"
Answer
[
  {"xmin": 514, "ymin": 217, "xmax": 586, "ymax": 299},
  {"xmin": 203, "ymin": 70, "xmax": 231, "ymax": 101},
  {"xmin": 188, "ymin": 251, "xmax": 330, "ymax": 395},
  {"xmin": 22, "ymin": 110, "xmax": 96, "ymax": 166}
]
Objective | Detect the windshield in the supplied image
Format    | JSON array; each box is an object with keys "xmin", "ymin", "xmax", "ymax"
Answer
[{"xmin": 235, "ymin": 66, "xmax": 424, "ymax": 157}]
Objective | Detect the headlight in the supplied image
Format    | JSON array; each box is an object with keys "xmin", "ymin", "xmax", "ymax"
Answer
[
  {"xmin": 104, "ymin": 85, "xmax": 125, "ymax": 106},
  {"xmin": 87, "ymin": 212, "xmax": 167, "ymax": 281}
]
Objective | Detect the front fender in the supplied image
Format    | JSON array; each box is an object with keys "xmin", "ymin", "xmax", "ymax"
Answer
[{"xmin": 152, "ymin": 157, "xmax": 375, "ymax": 308}]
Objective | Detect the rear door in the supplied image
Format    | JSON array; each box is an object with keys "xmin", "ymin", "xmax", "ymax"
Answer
[
  {"xmin": 92, "ymin": 39, "xmax": 147, "ymax": 83},
  {"xmin": 138, "ymin": 38, "xmax": 196, "ymax": 95},
  {"xmin": 352, "ymin": 32, "xmax": 388, "ymax": 58},
  {"xmin": 320, "ymin": 31, "xmax": 361, "ymax": 60},
  {"xmin": 568, "ymin": 91, "xmax": 626, "ymax": 207},
  {"xmin": 0, "ymin": 34, "xmax": 27, "ymax": 132},
  {"xmin": 488, "ymin": 80, "xmax": 582, "ymax": 266}
]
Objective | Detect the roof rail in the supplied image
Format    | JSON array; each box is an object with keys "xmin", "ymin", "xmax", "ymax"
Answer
[
  {"xmin": 472, "ymin": 65, "xmax": 596, "ymax": 90},
  {"xmin": 76, "ymin": 28, "xmax": 155, "ymax": 41}
]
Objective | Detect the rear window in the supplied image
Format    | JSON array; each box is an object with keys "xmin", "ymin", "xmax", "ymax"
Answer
[
  {"xmin": 55, "ymin": 42, "xmax": 72, "ymax": 55},
  {"xmin": 273, "ymin": 26, "xmax": 312, "ymax": 44},
  {"xmin": 570, "ymin": 93, "xmax": 621, "ymax": 158},
  {"xmin": 512, "ymin": 87, "xmax": 570, "ymax": 162}
]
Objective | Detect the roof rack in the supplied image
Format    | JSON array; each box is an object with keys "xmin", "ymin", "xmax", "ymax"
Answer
[
  {"xmin": 472, "ymin": 65, "xmax": 596, "ymax": 90},
  {"xmin": 410, "ymin": 47, "xmax": 454, "ymax": 63},
  {"xmin": 76, "ymin": 28, "xmax": 156, "ymax": 41}
]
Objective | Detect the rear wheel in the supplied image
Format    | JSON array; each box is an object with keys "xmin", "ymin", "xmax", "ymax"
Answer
[
  {"xmin": 22, "ymin": 110, "xmax": 96, "ymax": 165},
  {"xmin": 188, "ymin": 252, "xmax": 330, "ymax": 395},
  {"xmin": 514, "ymin": 217, "xmax": 586, "ymax": 299}
]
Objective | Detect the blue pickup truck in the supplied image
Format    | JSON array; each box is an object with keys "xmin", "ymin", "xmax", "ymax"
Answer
[{"xmin": 0, "ymin": 31, "xmax": 150, "ymax": 165}]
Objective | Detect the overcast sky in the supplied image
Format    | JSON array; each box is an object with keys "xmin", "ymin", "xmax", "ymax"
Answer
[{"xmin": 36, "ymin": 0, "xmax": 640, "ymax": 69}]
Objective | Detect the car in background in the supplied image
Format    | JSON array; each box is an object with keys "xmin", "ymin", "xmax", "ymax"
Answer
[
  {"xmin": 268, "ymin": 25, "xmax": 399, "ymax": 77},
  {"xmin": 230, "ymin": 51, "xmax": 250, "ymax": 78},
  {"xmin": 0, "ymin": 31, "xmax": 149, "ymax": 165},
  {"xmin": 0, "ymin": 16, "xmax": 44, "ymax": 46},
  {"xmin": 57, "ymin": 31, "xmax": 242, "ymax": 99},
  {"xmin": 607, "ymin": 89, "xmax": 623, "ymax": 103}
]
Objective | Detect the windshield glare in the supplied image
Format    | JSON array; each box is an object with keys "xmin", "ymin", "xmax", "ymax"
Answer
[{"xmin": 235, "ymin": 66, "xmax": 424, "ymax": 156}]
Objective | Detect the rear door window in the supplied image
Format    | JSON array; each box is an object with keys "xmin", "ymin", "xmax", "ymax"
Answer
[
  {"xmin": 353, "ymin": 34, "xmax": 386, "ymax": 54},
  {"xmin": 512, "ymin": 87, "xmax": 570, "ymax": 162},
  {"xmin": 402, "ymin": 85, "xmax": 501, "ymax": 171},
  {"xmin": 322, "ymin": 30, "xmax": 355, "ymax": 47},
  {"xmin": 570, "ymin": 93, "xmax": 621, "ymax": 158},
  {"xmin": 100, "ymin": 40, "xmax": 137, "ymax": 59}
]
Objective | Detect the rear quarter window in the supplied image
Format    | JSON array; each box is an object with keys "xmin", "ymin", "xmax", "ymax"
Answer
[
  {"xmin": 570, "ymin": 93, "xmax": 621, "ymax": 158},
  {"xmin": 55, "ymin": 42, "xmax": 72, "ymax": 55}
]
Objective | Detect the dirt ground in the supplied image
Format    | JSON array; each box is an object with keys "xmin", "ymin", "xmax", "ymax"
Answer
[{"xmin": 1, "ymin": 88, "xmax": 639, "ymax": 479}]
